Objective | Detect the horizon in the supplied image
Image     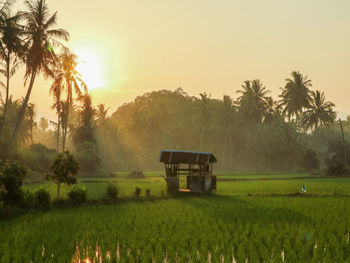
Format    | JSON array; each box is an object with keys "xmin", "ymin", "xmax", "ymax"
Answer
[{"xmin": 6, "ymin": 0, "xmax": 350, "ymax": 122}]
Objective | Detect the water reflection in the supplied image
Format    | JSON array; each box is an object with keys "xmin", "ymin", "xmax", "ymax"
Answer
[{"xmin": 72, "ymin": 243, "xmax": 112, "ymax": 263}]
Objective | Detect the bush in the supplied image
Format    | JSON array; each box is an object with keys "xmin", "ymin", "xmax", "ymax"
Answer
[
  {"xmin": 68, "ymin": 186, "xmax": 87, "ymax": 204},
  {"xmin": 134, "ymin": 186, "xmax": 142, "ymax": 197},
  {"xmin": 326, "ymin": 161, "xmax": 350, "ymax": 176},
  {"xmin": 34, "ymin": 188, "xmax": 51, "ymax": 209},
  {"xmin": 127, "ymin": 171, "xmax": 145, "ymax": 179},
  {"xmin": 0, "ymin": 161, "xmax": 27, "ymax": 207},
  {"xmin": 300, "ymin": 149, "xmax": 320, "ymax": 172},
  {"xmin": 106, "ymin": 184, "xmax": 118, "ymax": 200},
  {"xmin": 22, "ymin": 191, "xmax": 35, "ymax": 209},
  {"xmin": 145, "ymin": 189, "xmax": 151, "ymax": 197}
]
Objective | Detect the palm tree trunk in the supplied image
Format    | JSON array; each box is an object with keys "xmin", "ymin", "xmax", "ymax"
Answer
[
  {"xmin": 3, "ymin": 55, "xmax": 10, "ymax": 117},
  {"xmin": 339, "ymin": 118, "xmax": 347, "ymax": 165},
  {"xmin": 57, "ymin": 117, "xmax": 60, "ymax": 152},
  {"xmin": 0, "ymin": 56, "xmax": 10, "ymax": 139},
  {"xmin": 62, "ymin": 126, "xmax": 67, "ymax": 151},
  {"xmin": 30, "ymin": 119, "xmax": 33, "ymax": 145},
  {"xmin": 8, "ymin": 70, "xmax": 37, "ymax": 152},
  {"xmin": 62, "ymin": 88, "xmax": 72, "ymax": 152}
]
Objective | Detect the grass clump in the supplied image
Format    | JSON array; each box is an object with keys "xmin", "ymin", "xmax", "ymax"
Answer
[
  {"xmin": 34, "ymin": 187, "xmax": 51, "ymax": 209},
  {"xmin": 106, "ymin": 184, "xmax": 118, "ymax": 200},
  {"xmin": 134, "ymin": 186, "xmax": 142, "ymax": 197},
  {"xmin": 68, "ymin": 185, "xmax": 87, "ymax": 204}
]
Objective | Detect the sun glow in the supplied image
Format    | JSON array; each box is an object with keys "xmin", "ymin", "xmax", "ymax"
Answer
[{"xmin": 74, "ymin": 48, "xmax": 106, "ymax": 90}]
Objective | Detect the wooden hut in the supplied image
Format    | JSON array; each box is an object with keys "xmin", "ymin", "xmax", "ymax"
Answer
[{"xmin": 159, "ymin": 150, "xmax": 217, "ymax": 193}]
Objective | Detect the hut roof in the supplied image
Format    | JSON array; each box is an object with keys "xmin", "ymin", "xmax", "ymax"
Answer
[{"xmin": 159, "ymin": 150, "xmax": 217, "ymax": 165}]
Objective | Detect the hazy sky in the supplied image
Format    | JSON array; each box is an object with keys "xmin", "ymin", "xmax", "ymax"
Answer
[{"xmin": 8, "ymin": 0, "xmax": 350, "ymax": 120}]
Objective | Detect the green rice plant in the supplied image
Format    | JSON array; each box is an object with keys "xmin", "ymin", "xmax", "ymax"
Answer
[
  {"xmin": 68, "ymin": 185, "xmax": 87, "ymax": 204},
  {"xmin": 134, "ymin": 186, "xmax": 142, "ymax": 197},
  {"xmin": 34, "ymin": 187, "xmax": 51, "ymax": 209},
  {"xmin": 2, "ymin": 175, "xmax": 350, "ymax": 262},
  {"xmin": 106, "ymin": 183, "xmax": 118, "ymax": 200}
]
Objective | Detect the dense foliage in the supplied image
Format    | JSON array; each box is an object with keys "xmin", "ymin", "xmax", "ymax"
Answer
[{"xmin": 0, "ymin": 161, "xmax": 27, "ymax": 206}]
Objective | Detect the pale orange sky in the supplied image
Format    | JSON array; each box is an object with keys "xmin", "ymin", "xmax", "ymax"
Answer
[{"xmin": 8, "ymin": 0, "xmax": 350, "ymax": 121}]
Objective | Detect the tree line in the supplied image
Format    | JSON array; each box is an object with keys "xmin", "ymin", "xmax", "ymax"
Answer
[{"xmin": 0, "ymin": 0, "xmax": 348, "ymax": 176}]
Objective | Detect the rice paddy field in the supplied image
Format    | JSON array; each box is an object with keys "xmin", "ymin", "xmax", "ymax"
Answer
[{"xmin": 1, "ymin": 172, "xmax": 350, "ymax": 262}]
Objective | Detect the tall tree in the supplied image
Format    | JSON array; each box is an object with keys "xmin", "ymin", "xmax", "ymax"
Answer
[
  {"xmin": 8, "ymin": 0, "xmax": 69, "ymax": 151},
  {"xmin": 51, "ymin": 51, "xmax": 86, "ymax": 151},
  {"xmin": 302, "ymin": 90, "xmax": 336, "ymax": 130},
  {"xmin": 236, "ymin": 79, "xmax": 270, "ymax": 123},
  {"xmin": 46, "ymin": 151, "xmax": 79, "ymax": 198},
  {"xmin": 0, "ymin": 7, "xmax": 24, "ymax": 119},
  {"xmin": 50, "ymin": 78, "xmax": 63, "ymax": 151},
  {"xmin": 279, "ymin": 71, "xmax": 312, "ymax": 120},
  {"xmin": 73, "ymin": 92, "xmax": 96, "ymax": 145}
]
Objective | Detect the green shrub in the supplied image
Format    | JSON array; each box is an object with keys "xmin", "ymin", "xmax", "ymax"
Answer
[
  {"xmin": 68, "ymin": 186, "xmax": 87, "ymax": 204},
  {"xmin": 326, "ymin": 161, "xmax": 350, "ymax": 176},
  {"xmin": 22, "ymin": 191, "xmax": 35, "ymax": 209},
  {"xmin": 0, "ymin": 161, "xmax": 27, "ymax": 207},
  {"xmin": 145, "ymin": 189, "xmax": 151, "ymax": 197},
  {"xmin": 299, "ymin": 149, "xmax": 319, "ymax": 172},
  {"xmin": 106, "ymin": 184, "xmax": 118, "ymax": 200},
  {"xmin": 34, "ymin": 188, "xmax": 51, "ymax": 209},
  {"xmin": 134, "ymin": 186, "xmax": 142, "ymax": 197}
]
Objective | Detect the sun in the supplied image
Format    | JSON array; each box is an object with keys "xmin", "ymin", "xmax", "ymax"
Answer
[{"xmin": 74, "ymin": 47, "xmax": 106, "ymax": 90}]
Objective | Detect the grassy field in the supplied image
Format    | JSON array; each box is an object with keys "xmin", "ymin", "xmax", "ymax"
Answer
[
  {"xmin": 2, "ymin": 173, "xmax": 350, "ymax": 262},
  {"xmin": 24, "ymin": 172, "xmax": 350, "ymax": 199}
]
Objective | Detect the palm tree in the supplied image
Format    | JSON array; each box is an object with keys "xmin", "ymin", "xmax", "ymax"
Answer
[
  {"xmin": 302, "ymin": 90, "xmax": 336, "ymax": 130},
  {"xmin": 72, "ymin": 92, "xmax": 96, "ymax": 146},
  {"xmin": 50, "ymin": 78, "xmax": 63, "ymax": 151},
  {"xmin": 0, "ymin": 94, "xmax": 18, "ymax": 137},
  {"xmin": 78, "ymin": 92, "xmax": 95, "ymax": 128},
  {"xmin": 263, "ymin": 97, "xmax": 281, "ymax": 123},
  {"xmin": 236, "ymin": 79, "xmax": 270, "ymax": 123},
  {"xmin": 279, "ymin": 71, "xmax": 312, "ymax": 120},
  {"xmin": 0, "ymin": 8, "xmax": 24, "ymax": 118},
  {"xmin": 8, "ymin": 0, "xmax": 69, "ymax": 151},
  {"xmin": 51, "ymin": 51, "xmax": 86, "ymax": 151},
  {"xmin": 0, "ymin": 96, "xmax": 32, "ymax": 145},
  {"xmin": 96, "ymin": 104, "xmax": 110, "ymax": 127}
]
